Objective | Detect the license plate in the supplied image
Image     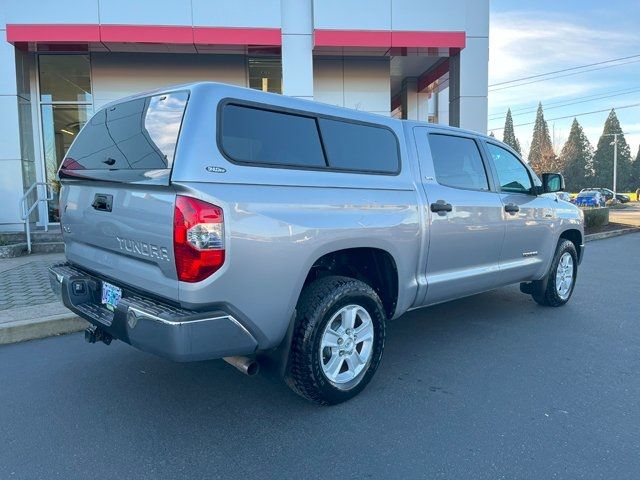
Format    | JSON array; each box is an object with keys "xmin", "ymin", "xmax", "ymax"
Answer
[{"xmin": 101, "ymin": 281, "xmax": 122, "ymax": 312}]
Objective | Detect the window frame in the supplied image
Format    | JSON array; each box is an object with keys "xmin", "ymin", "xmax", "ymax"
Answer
[
  {"xmin": 216, "ymin": 98, "xmax": 402, "ymax": 176},
  {"xmin": 483, "ymin": 140, "xmax": 538, "ymax": 196},
  {"xmin": 427, "ymin": 132, "xmax": 494, "ymax": 193}
]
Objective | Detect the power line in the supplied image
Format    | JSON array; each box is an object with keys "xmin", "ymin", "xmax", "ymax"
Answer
[
  {"xmin": 488, "ymin": 58, "xmax": 640, "ymax": 92},
  {"xmin": 489, "ymin": 53, "xmax": 640, "ymax": 87},
  {"xmin": 490, "ymin": 103, "xmax": 640, "ymax": 131},
  {"xmin": 488, "ymin": 87, "xmax": 640, "ymax": 120}
]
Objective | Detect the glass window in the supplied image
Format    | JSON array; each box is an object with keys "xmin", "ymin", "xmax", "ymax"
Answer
[
  {"xmin": 487, "ymin": 143, "xmax": 533, "ymax": 194},
  {"xmin": 428, "ymin": 134, "xmax": 489, "ymax": 190},
  {"xmin": 41, "ymin": 104, "xmax": 92, "ymax": 221},
  {"xmin": 318, "ymin": 119, "xmax": 400, "ymax": 173},
  {"xmin": 39, "ymin": 55, "xmax": 92, "ymax": 102},
  {"xmin": 220, "ymin": 104, "xmax": 326, "ymax": 168},
  {"xmin": 248, "ymin": 58, "xmax": 282, "ymax": 94},
  {"xmin": 63, "ymin": 92, "xmax": 189, "ymax": 172}
]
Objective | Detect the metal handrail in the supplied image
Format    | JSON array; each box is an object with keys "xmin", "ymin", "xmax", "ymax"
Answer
[{"xmin": 20, "ymin": 181, "xmax": 55, "ymax": 254}]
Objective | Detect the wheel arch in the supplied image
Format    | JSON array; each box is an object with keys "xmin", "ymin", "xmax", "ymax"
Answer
[
  {"xmin": 301, "ymin": 247, "xmax": 400, "ymax": 320},
  {"xmin": 559, "ymin": 228, "xmax": 583, "ymax": 263}
]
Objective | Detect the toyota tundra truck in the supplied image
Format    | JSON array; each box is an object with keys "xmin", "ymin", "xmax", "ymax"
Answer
[{"xmin": 49, "ymin": 82, "xmax": 584, "ymax": 405}]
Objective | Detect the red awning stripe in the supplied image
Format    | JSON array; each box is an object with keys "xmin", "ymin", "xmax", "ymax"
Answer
[
  {"xmin": 314, "ymin": 29, "xmax": 466, "ymax": 49},
  {"xmin": 6, "ymin": 24, "xmax": 283, "ymax": 46}
]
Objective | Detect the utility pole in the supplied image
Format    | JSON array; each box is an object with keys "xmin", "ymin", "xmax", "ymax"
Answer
[
  {"xmin": 611, "ymin": 133, "xmax": 618, "ymax": 194},
  {"xmin": 603, "ymin": 133, "xmax": 627, "ymax": 194}
]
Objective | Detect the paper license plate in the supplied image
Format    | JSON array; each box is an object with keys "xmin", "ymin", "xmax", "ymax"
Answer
[{"xmin": 101, "ymin": 281, "xmax": 122, "ymax": 312}]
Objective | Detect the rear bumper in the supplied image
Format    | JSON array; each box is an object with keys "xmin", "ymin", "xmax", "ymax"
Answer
[{"xmin": 48, "ymin": 262, "xmax": 257, "ymax": 362}]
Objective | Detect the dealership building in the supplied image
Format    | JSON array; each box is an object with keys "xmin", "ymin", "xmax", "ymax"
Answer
[{"xmin": 0, "ymin": 0, "xmax": 489, "ymax": 231}]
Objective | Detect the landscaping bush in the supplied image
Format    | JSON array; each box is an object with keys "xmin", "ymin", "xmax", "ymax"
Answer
[{"xmin": 582, "ymin": 207, "xmax": 609, "ymax": 229}]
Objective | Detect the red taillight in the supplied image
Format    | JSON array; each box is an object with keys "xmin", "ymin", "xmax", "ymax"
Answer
[{"xmin": 173, "ymin": 195, "xmax": 225, "ymax": 283}]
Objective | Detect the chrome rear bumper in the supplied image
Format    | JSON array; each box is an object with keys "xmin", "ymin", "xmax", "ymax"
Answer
[{"xmin": 49, "ymin": 262, "xmax": 257, "ymax": 362}]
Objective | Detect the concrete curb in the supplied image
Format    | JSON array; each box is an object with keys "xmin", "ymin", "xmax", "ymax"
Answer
[
  {"xmin": 0, "ymin": 313, "xmax": 88, "ymax": 345},
  {"xmin": 585, "ymin": 227, "xmax": 640, "ymax": 243}
]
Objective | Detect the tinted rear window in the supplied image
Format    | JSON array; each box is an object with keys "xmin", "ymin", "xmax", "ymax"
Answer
[
  {"xmin": 220, "ymin": 104, "xmax": 326, "ymax": 168},
  {"xmin": 318, "ymin": 119, "xmax": 399, "ymax": 173},
  {"xmin": 62, "ymin": 91, "xmax": 188, "ymax": 171}
]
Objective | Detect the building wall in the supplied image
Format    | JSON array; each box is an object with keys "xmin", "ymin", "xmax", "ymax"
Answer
[
  {"xmin": 314, "ymin": 57, "xmax": 390, "ymax": 115},
  {"xmin": 90, "ymin": 53, "xmax": 248, "ymax": 109}
]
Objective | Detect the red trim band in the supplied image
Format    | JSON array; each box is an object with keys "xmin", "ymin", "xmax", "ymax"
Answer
[
  {"xmin": 315, "ymin": 29, "xmax": 465, "ymax": 49},
  {"xmin": 6, "ymin": 24, "xmax": 282, "ymax": 46},
  {"xmin": 194, "ymin": 27, "xmax": 281, "ymax": 46},
  {"xmin": 100, "ymin": 25, "xmax": 194, "ymax": 44},
  {"xmin": 7, "ymin": 24, "xmax": 100, "ymax": 43}
]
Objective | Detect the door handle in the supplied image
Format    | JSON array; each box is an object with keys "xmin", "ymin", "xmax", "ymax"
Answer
[
  {"xmin": 430, "ymin": 200, "xmax": 453, "ymax": 215},
  {"xmin": 92, "ymin": 194, "xmax": 113, "ymax": 212},
  {"xmin": 504, "ymin": 203, "xmax": 520, "ymax": 214}
]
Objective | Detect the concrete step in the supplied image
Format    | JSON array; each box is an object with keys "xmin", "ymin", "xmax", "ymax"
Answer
[
  {"xmin": 0, "ymin": 230, "xmax": 63, "ymax": 244},
  {"xmin": 30, "ymin": 242, "xmax": 65, "ymax": 254}
]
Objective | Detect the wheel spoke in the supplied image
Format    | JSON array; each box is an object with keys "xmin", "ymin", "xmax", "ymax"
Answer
[
  {"xmin": 355, "ymin": 321, "xmax": 373, "ymax": 343},
  {"xmin": 321, "ymin": 329, "xmax": 341, "ymax": 349},
  {"xmin": 345, "ymin": 351, "xmax": 364, "ymax": 372},
  {"xmin": 324, "ymin": 352, "xmax": 343, "ymax": 379},
  {"xmin": 342, "ymin": 305, "xmax": 358, "ymax": 330}
]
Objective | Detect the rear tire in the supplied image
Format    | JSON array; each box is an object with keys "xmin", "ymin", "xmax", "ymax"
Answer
[
  {"xmin": 531, "ymin": 239, "xmax": 578, "ymax": 307},
  {"xmin": 285, "ymin": 276, "xmax": 386, "ymax": 405}
]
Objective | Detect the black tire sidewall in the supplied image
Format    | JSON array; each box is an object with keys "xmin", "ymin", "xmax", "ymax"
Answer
[
  {"xmin": 545, "ymin": 240, "xmax": 578, "ymax": 306},
  {"xmin": 290, "ymin": 277, "xmax": 386, "ymax": 405},
  {"xmin": 310, "ymin": 291, "xmax": 385, "ymax": 397}
]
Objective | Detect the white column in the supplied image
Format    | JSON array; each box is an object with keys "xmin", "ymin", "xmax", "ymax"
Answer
[
  {"xmin": 401, "ymin": 78, "xmax": 418, "ymax": 120},
  {"xmin": 449, "ymin": 40, "xmax": 489, "ymax": 132},
  {"xmin": 0, "ymin": 32, "xmax": 29, "ymax": 231},
  {"xmin": 281, "ymin": 0, "xmax": 314, "ymax": 100}
]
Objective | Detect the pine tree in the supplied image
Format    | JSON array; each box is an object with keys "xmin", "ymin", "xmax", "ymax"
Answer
[
  {"xmin": 559, "ymin": 119, "xmax": 593, "ymax": 192},
  {"xmin": 592, "ymin": 109, "xmax": 633, "ymax": 191},
  {"xmin": 630, "ymin": 145, "xmax": 640, "ymax": 193},
  {"xmin": 502, "ymin": 108, "xmax": 521, "ymax": 154},
  {"xmin": 528, "ymin": 103, "xmax": 560, "ymax": 173}
]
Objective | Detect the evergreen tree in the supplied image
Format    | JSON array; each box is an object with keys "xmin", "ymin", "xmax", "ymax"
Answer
[
  {"xmin": 592, "ymin": 109, "xmax": 633, "ymax": 191},
  {"xmin": 630, "ymin": 145, "xmax": 640, "ymax": 192},
  {"xmin": 559, "ymin": 119, "xmax": 593, "ymax": 192},
  {"xmin": 502, "ymin": 108, "xmax": 521, "ymax": 154},
  {"xmin": 528, "ymin": 103, "xmax": 560, "ymax": 173}
]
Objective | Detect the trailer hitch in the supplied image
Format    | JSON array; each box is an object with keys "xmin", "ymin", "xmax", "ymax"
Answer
[{"xmin": 84, "ymin": 325, "xmax": 113, "ymax": 345}]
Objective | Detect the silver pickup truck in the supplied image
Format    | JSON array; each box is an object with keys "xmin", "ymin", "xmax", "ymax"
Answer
[{"xmin": 49, "ymin": 82, "xmax": 584, "ymax": 405}]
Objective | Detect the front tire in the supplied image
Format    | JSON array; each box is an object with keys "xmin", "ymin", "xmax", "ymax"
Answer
[
  {"xmin": 285, "ymin": 276, "xmax": 386, "ymax": 405},
  {"xmin": 531, "ymin": 239, "xmax": 578, "ymax": 307}
]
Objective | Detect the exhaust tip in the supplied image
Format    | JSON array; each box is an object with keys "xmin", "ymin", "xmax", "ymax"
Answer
[
  {"xmin": 245, "ymin": 360, "xmax": 259, "ymax": 376},
  {"xmin": 223, "ymin": 356, "xmax": 260, "ymax": 376}
]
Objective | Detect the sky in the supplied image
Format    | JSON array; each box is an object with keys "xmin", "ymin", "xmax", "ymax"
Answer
[{"xmin": 488, "ymin": 0, "xmax": 640, "ymax": 159}]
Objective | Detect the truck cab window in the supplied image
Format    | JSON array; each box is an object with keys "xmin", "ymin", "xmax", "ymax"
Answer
[
  {"xmin": 486, "ymin": 143, "xmax": 533, "ymax": 194},
  {"xmin": 428, "ymin": 134, "xmax": 489, "ymax": 191}
]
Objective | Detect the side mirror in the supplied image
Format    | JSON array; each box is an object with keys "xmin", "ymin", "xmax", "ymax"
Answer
[{"xmin": 542, "ymin": 173, "xmax": 565, "ymax": 193}]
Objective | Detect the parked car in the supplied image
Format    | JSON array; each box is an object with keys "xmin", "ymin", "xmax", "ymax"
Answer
[
  {"xmin": 581, "ymin": 187, "xmax": 630, "ymax": 203},
  {"xmin": 574, "ymin": 190, "xmax": 605, "ymax": 207},
  {"xmin": 49, "ymin": 83, "xmax": 585, "ymax": 405}
]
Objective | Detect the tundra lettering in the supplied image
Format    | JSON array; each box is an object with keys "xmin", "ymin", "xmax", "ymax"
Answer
[
  {"xmin": 116, "ymin": 236, "xmax": 170, "ymax": 262},
  {"xmin": 49, "ymin": 82, "xmax": 584, "ymax": 405}
]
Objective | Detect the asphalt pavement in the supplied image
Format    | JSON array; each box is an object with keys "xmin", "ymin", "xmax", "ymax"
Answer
[{"xmin": 1, "ymin": 233, "xmax": 639, "ymax": 479}]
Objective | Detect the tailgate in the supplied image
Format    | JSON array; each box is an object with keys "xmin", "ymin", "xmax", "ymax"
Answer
[{"xmin": 60, "ymin": 182, "xmax": 179, "ymax": 301}]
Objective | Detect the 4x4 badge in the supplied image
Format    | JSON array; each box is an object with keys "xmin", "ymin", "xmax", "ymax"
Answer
[{"xmin": 206, "ymin": 166, "xmax": 227, "ymax": 174}]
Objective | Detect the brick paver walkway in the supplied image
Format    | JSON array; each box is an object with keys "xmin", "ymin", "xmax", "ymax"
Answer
[{"xmin": 0, "ymin": 259, "xmax": 60, "ymax": 311}]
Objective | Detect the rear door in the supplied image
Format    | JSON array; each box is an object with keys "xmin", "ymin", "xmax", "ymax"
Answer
[
  {"xmin": 483, "ymin": 141, "xmax": 556, "ymax": 284},
  {"xmin": 414, "ymin": 128, "xmax": 506, "ymax": 305},
  {"xmin": 58, "ymin": 91, "xmax": 189, "ymax": 300}
]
